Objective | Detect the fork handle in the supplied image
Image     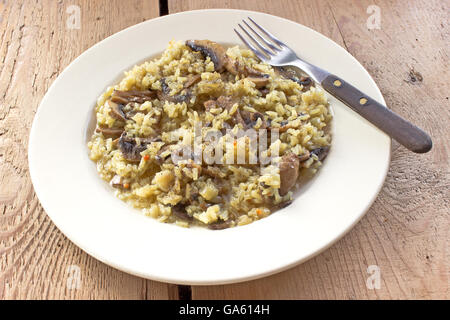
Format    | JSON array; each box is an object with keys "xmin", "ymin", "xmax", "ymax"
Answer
[{"xmin": 321, "ymin": 75, "xmax": 432, "ymax": 153}]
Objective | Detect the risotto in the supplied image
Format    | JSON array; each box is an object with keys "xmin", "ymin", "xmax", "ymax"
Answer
[{"xmin": 88, "ymin": 40, "xmax": 332, "ymax": 229}]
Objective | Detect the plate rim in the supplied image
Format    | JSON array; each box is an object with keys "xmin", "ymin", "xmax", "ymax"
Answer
[{"xmin": 28, "ymin": 8, "xmax": 391, "ymax": 285}]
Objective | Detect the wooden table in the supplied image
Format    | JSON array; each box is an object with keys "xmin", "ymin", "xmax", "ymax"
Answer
[{"xmin": 0, "ymin": 0, "xmax": 448, "ymax": 300}]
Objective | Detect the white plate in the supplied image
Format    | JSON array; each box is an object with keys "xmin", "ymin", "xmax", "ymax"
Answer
[{"xmin": 28, "ymin": 9, "xmax": 391, "ymax": 285}]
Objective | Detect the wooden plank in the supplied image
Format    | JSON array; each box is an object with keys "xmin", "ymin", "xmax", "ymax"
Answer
[
  {"xmin": 169, "ymin": 0, "xmax": 449, "ymax": 299},
  {"xmin": 169, "ymin": 0, "xmax": 347, "ymax": 48},
  {"xmin": 0, "ymin": 0, "xmax": 172, "ymax": 299}
]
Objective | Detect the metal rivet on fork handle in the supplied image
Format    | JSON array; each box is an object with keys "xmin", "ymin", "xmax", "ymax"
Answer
[
  {"xmin": 333, "ymin": 79, "xmax": 342, "ymax": 87},
  {"xmin": 359, "ymin": 98, "xmax": 368, "ymax": 105}
]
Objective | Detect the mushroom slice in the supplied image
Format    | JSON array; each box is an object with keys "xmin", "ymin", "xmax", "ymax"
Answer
[
  {"xmin": 224, "ymin": 58, "xmax": 252, "ymax": 76},
  {"xmin": 106, "ymin": 100, "xmax": 127, "ymax": 122},
  {"xmin": 186, "ymin": 40, "xmax": 268, "ymax": 80},
  {"xmin": 279, "ymin": 152, "xmax": 300, "ymax": 196},
  {"xmin": 259, "ymin": 87, "xmax": 270, "ymax": 97},
  {"xmin": 215, "ymin": 96, "xmax": 246, "ymax": 127},
  {"xmin": 157, "ymin": 78, "xmax": 191, "ymax": 103},
  {"xmin": 118, "ymin": 133, "xmax": 149, "ymax": 163},
  {"xmin": 172, "ymin": 203, "xmax": 193, "ymax": 221},
  {"xmin": 296, "ymin": 76, "xmax": 313, "ymax": 90},
  {"xmin": 276, "ymin": 200, "xmax": 293, "ymax": 210},
  {"xmin": 208, "ymin": 220, "xmax": 231, "ymax": 230},
  {"xmin": 225, "ymin": 58, "xmax": 268, "ymax": 79},
  {"xmin": 110, "ymin": 89, "xmax": 156, "ymax": 105},
  {"xmin": 240, "ymin": 110, "xmax": 268, "ymax": 129},
  {"xmin": 297, "ymin": 150, "xmax": 311, "ymax": 162},
  {"xmin": 203, "ymin": 99, "xmax": 217, "ymax": 112},
  {"xmin": 147, "ymin": 136, "xmax": 162, "ymax": 143},
  {"xmin": 95, "ymin": 126, "xmax": 124, "ymax": 139},
  {"xmin": 216, "ymin": 96, "xmax": 234, "ymax": 112},
  {"xmin": 247, "ymin": 75, "xmax": 270, "ymax": 88},
  {"xmin": 215, "ymin": 96, "xmax": 266, "ymax": 129},
  {"xmin": 268, "ymin": 120, "xmax": 293, "ymax": 133},
  {"xmin": 224, "ymin": 59, "xmax": 246, "ymax": 76},
  {"xmin": 186, "ymin": 40, "xmax": 228, "ymax": 72},
  {"xmin": 183, "ymin": 74, "xmax": 202, "ymax": 89},
  {"xmin": 275, "ymin": 66, "xmax": 314, "ymax": 91},
  {"xmin": 213, "ymin": 95, "xmax": 265, "ymax": 129},
  {"xmin": 310, "ymin": 146, "xmax": 330, "ymax": 162}
]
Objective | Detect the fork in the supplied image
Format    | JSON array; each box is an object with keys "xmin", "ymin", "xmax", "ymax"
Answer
[{"xmin": 235, "ymin": 17, "xmax": 432, "ymax": 153}]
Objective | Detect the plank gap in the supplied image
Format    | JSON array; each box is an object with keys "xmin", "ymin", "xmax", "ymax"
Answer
[
  {"xmin": 178, "ymin": 285, "xmax": 192, "ymax": 300},
  {"xmin": 159, "ymin": 0, "xmax": 169, "ymax": 16}
]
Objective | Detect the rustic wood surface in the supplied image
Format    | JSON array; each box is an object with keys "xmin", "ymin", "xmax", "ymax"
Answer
[
  {"xmin": 0, "ymin": 0, "xmax": 448, "ymax": 299},
  {"xmin": 0, "ymin": 0, "xmax": 178, "ymax": 300}
]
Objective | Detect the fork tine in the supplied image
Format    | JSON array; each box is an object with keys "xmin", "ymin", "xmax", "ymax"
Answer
[
  {"xmin": 234, "ymin": 29, "xmax": 268, "ymax": 61},
  {"xmin": 242, "ymin": 20, "xmax": 280, "ymax": 52},
  {"xmin": 247, "ymin": 17, "xmax": 286, "ymax": 47},
  {"xmin": 238, "ymin": 23, "xmax": 273, "ymax": 57}
]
